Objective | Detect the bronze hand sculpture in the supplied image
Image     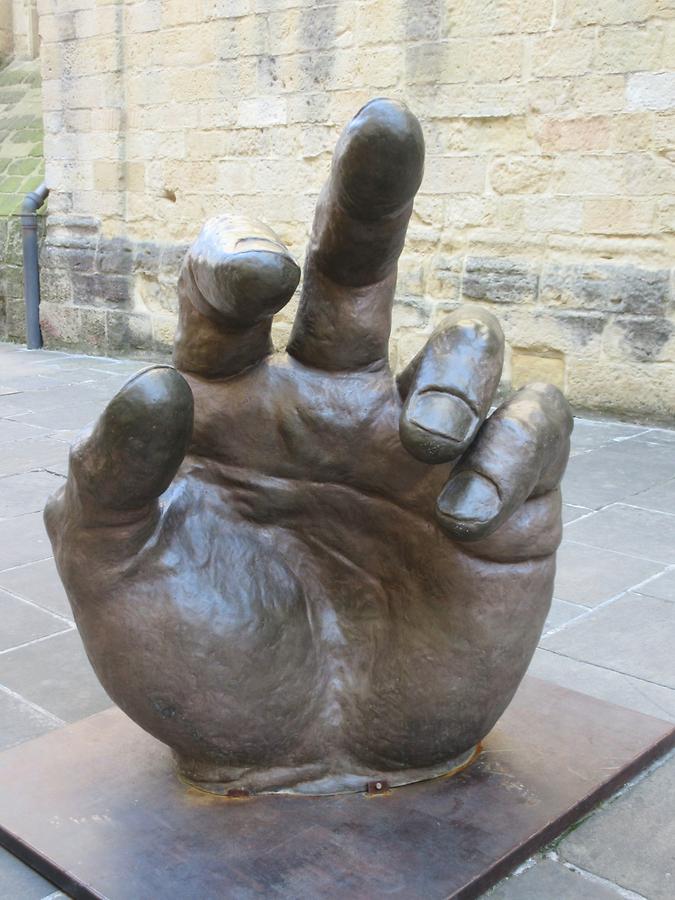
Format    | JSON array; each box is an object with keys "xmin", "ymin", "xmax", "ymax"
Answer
[{"xmin": 45, "ymin": 100, "xmax": 572, "ymax": 795}]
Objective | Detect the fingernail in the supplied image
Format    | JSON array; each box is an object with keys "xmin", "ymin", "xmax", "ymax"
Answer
[
  {"xmin": 407, "ymin": 391, "xmax": 476, "ymax": 443},
  {"xmin": 437, "ymin": 471, "xmax": 501, "ymax": 524}
]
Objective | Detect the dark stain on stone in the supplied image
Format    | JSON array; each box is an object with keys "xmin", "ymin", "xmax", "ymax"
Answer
[
  {"xmin": 405, "ymin": 0, "xmax": 442, "ymax": 41},
  {"xmin": 299, "ymin": 4, "xmax": 336, "ymax": 90},
  {"xmin": 463, "ymin": 257, "xmax": 539, "ymax": 304},
  {"xmin": 617, "ymin": 316, "xmax": 674, "ymax": 362},
  {"xmin": 71, "ymin": 272, "xmax": 132, "ymax": 308},
  {"xmin": 257, "ymin": 54, "xmax": 279, "ymax": 90},
  {"xmin": 549, "ymin": 310, "xmax": 607, "ymax": 346},
  {"xmin": 97, "ymin": 237, "xmax": 134, "ymax": 275},
  {"xmin": 541, "ymin": 263, "xmax": 670, "ymax": 317}
]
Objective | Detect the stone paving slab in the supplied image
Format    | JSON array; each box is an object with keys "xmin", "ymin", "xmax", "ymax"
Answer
[
  {"xmin": 542, "ymin": 593, "xmax": 675, "ymax": 688},
  {"xmin": 529, "ymin": 648, "xmax": 675, "ymax": 724},
  {"xmin": 0, "ymin": 558, "xmax": 71, "ymax": 618},
  {"xmin": 564, "ymin": 504, "xmax": 675, "ymax": 564},
  {"xmin": 562, "ymin": 503, "xmax": 593, "ymax": 524},
  {"xmin": 0, "ymin": 589, "xmax": 69, "ymax": 652},
  {"xmin": 0, "ymin": 437, "xmax": 69, "ymax": 477},
  {"xmin": 563, "ymin": 440, "xmax": 675, "ymax": 509},
  {"xmin": 0, "ymin": 846, "xmax": 58, "ymax": 900},
  {"xmin": 0, "ymin": 689, "xmax": 62, "ymax": 753},
  {"xmin": 554, "ymin": 541, "xmax": 665, "ymax": 607},
  {"xmin": 0, "ymin": 341, "xmax": 673, "ymax": 899},
  {"xmin": 569, "ymin": 418, "xmax": 650, "ymax": 454},
  {"xmin": 543, "ymin": 598, "xmax": 587, "ymax": 634},
  {"xmin": 0, "ymin": 629, "xmax": 111, "ymax": 724},
  {"xmin": 631, "ymin": 429, "xmax": 675, "ymax": 445},
  {"xmin": 0, "ymin": 511, "xmax": 53, "ymax": 570},
  {"xmin": 0, "ymin": 471, "xmax": 65, "ymax": 518},
  {"xmin": 557, "ymin": 754, "xmax": 675, "ymax": 900},
  {"xmin": 633, "ymin": 567, "xmax": 675, "ymax": 603},
  {"xmin": 629, "ymin": 476, "xmax": 675, "ymax": 515},
  {"xmin": 488, "ymin": 856, "xmax": 626, "ymax": 898}
]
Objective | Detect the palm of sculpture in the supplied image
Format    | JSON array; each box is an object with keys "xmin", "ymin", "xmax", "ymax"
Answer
[{"xmin": 45, "ymin": 100, "xmax": 571, "ymax": 794}]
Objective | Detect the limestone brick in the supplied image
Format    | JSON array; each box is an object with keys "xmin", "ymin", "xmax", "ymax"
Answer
[
  {"xmin": 566, "ymin": 357, "xmax": 675, "ymax": 423},
  {"xmin": 557, "ymin": 0, "xmax": 657, "ymax": 27},
  {"xmin": 530, "ymin": 30, "xmax": 595, "ymax": 79},
  {"xmin": 611, "ymin": 113, "xmax": 653, "ymax": 151},
  {"xmin": 237, "ymin": 96, "xmax": 287, "ymax": 127},
  {"xmin": 356, "ymin": 0, "xmax": 406, "ymax": 45},
  {"xmin": 421, "ymin": 156, "xmax": 487, "ymax": 195},
  {"xmin": 524, "ymin": 198, "xmax": 583, "ymax": 233},
  {"xmin": 444, "ymin": 0, "xmax": 552, "ymax": 36},
  {"xmin": 626, "ymin": 73, "xmax": 675, "ymax": 112},
  {"xmin": 164, "ymin": 0, "xmax": 209, "ymax": 28},
  {"xmin": 74, "ymin": 6, "xmax": 118, "ymax": 40},
  {"xmin": 489, "ymin": 156, "xmax": 553, "ymax": 195},
  {"xmin": 568, "ymin": 75, "xmax": 627, "ymax": 114},
  {"xmin": 550, "ymin": 155, "xmax": 624, "ymax": 196},
  {"xmin": 623, "ymin": 152, "xmax": 675, "ymax": 195},
  {"xmin": 536, "ymin": 117, "xmax": 611, "ymax": 153},
  {"xmin": 594, "ymin": 24, "xmax": 663, "ymax": 74},
  {"xmin": 655, "ymin": 199, "xmax": 675, "ymax": 233},
  {"xmin": 511, "ymin": 350, "xmax": 565, "ymax": 391},
  {"xmin": 654, "ymin": 112, "xmax": 675, "ymax": 150},
  {"xmin": 583, "ymin": 199, "xmax": 655, "ymax": 235},
  {"xmin": 124, "ymin": 2, "xmax": 162, "ymax": 35}
]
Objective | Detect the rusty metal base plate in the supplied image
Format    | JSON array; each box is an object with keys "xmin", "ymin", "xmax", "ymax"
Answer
[{"xmin": 1, "ymin": 677, "xmax": 673, "ymax": 900}]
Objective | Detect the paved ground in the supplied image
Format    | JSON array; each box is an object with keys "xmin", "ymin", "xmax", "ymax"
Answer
[{"xmin": 0, "ymin": 340, "xmax": 673, "ymax": 899}]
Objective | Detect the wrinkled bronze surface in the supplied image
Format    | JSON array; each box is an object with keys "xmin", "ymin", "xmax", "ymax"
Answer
[{"xmin": 45, "ymin": 100, "xmax": 573, "ymax": 794}]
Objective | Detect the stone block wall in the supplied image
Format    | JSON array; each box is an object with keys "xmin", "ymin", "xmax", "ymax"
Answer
[
  {"xmin": 2, "ymin": 1, "xmax": 39, "ymax": 61},
  {"xmin": 0, "ymin": 4, "xmax": 13, "ymax": 64},
  {"xmin": 28, "ymin": 0, "xmax": 675, "ymax": 421},
  {"xmin": 0, "ymin": 57, "xmax": 45, "ymax": 339}
]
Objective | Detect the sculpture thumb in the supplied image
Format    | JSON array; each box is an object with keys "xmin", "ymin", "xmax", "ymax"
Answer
[{"xmin": 60, "ymin": 365, "xmax": 193, "ymax": 523}]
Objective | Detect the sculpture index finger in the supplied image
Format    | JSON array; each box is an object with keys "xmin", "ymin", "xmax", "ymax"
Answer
[
  {"xmin": 174, "ymin": 215, "xmax": 300, "ymax": 379},
  {"xmin": 287, "ymin": 98, "xmax": 425, "ymax": 371}
]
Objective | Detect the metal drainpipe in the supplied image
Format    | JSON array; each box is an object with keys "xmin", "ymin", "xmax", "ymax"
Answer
[{"xmin": 21, "ymin": 182, "xmax": 49, "ymax": 350}]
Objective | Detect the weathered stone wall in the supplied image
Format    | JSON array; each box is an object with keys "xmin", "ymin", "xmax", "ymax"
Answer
[
  {"xmin": 0, "ymin": 57, "xmax": 44, "ymax": 339},
  {"xmin": 3, "ymin": 0, "xmax": 39, "ymax": 59},
  {"xmin": 31, "ymin": 0, "xmax": 675, "ymax": 421},
  {"xmin": 0, "ymin": 3, "xmax": 13, "ymax": 64}
]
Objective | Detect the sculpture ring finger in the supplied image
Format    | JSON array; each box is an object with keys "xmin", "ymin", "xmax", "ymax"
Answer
[{"xmin": 45, "ymin": 99, "xmax": 572, "ymax": 795}]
